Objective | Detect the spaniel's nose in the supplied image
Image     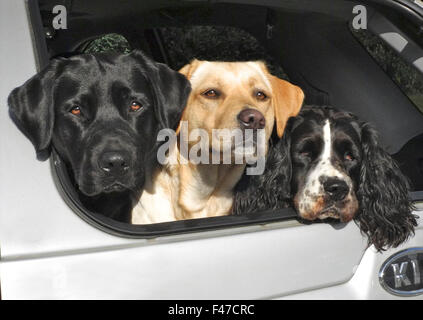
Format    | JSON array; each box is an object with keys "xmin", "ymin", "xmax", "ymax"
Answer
[
  {"xmin": 323, "ymin": 178, "xmax": 349, "ymax": 201},
  {"xmin": 98, "ymin": 151, "xmax": 130, "ymax": 176},
  {"xmin": 238, "ymin": 108, "xmax": 265, "ymax": 130}
]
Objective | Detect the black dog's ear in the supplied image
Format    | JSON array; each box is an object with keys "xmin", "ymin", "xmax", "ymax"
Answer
[
  {"xmin": 232, "ymin": 131, "xmax": 292, "ymax": 215},
  {"xmin": 129, "ymin": 50, "xmax": 191, "ymax": 130},
  {"xmin": 356, "ymin": 123, "xmax": 417, "ymax": 251},
  {"xmin": 8, "ymin": 60, "xmax": 64, "ymax": 161}
]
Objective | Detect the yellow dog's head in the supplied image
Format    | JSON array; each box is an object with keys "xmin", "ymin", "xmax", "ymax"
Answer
[{"xmin": 178, "ymin": 60, "xmax": 304, "ymax": 158}]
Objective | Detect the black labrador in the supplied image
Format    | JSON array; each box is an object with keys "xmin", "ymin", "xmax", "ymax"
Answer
[{"xmin": 8, "ymin": 50, "xmax": 191, "ymax": 222}]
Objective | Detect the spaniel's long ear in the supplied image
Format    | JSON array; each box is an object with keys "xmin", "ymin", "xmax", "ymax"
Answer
[
  {"xmin": 232, "ymin": 128, "xmax": 293, "ymax": 215},
  {"xmin": 8, "ymin": 59, "xmax": 65, "ymax": 161},
  {"xmin": 130, "ymin": 50, "xmax": 191, "ymax": 131},
  {"xmin": 356, "ymin": 123, "xmax": 417, "ymax": 251}
]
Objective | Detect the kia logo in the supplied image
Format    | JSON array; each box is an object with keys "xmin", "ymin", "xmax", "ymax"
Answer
[{"xmin": 379, "ymin": 248, "xmax": 423, "ymax": 296}]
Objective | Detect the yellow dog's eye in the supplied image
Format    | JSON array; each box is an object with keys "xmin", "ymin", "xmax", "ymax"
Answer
[
  {"xmin": 130, "ymin": 101, "xmax": 142, "ymax": 112},
  {"xmin": 202, "ymin": 89, "xmax": 220, "ymax": 99},
  {"xmin": 255, "ymin": 91, "xmax": 267, "ymax": 101},
  {"xmin": 70, "ymin": 105, "xmax": 81, "ymax": 115}
]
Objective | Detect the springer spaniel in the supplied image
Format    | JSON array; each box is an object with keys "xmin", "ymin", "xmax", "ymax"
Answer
[{"xmin": 232, "ymin": 105, "xmax": 417, "ymax": 251}]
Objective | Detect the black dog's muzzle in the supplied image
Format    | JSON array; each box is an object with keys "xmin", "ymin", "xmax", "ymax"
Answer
[{"xmin": 98, "ymin": 151, "xmax": 131, "ymax": 177}]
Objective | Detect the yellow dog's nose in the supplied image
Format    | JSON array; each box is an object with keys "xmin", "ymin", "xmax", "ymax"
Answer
[{"xmin": 237, "ymin": 108, "xmax": 265, "ymax": 130}]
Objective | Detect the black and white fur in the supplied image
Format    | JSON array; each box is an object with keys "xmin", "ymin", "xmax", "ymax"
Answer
[{"xmin": 233, "ymin": 105, "xmax": 417, "ymax": 251}]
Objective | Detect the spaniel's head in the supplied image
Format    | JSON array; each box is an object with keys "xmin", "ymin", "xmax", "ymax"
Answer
[
  {"xmin": 290, "ymin": 108, "xmax": 361, "ymax": 222},
  {"xmin": 287, "ymin": 106, "xmax": 417, "ymax": 249}
]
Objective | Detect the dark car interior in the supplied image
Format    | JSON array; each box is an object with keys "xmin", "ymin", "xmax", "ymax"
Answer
[{"xmin": 31, "ymin": 0, "xmax": 423, "ymax": 237}]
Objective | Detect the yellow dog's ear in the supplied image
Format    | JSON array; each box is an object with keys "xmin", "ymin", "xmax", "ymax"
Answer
[
  {"xmin": 269, "ymin": 74, "xmax": 304, "ymax": 138},
  {"xmin": 179, "ymin": 59, "xmax": 201, "ymax": 80},
  {"xmin": 270, "ymin": 75, "xmax": 304, "ymax": 138},
  {"xmin": 255, "ymin": 61, "xmax": 304, "ymax": 138}
]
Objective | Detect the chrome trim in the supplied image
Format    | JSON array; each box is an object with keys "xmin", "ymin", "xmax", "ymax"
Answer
[
  {"xmin": 415, "ymin": 0, "xmax": 423, "ymax": 10},
  {"xmin": 379, "ymin": 247, "xmax": 423, "ymax": 296}
]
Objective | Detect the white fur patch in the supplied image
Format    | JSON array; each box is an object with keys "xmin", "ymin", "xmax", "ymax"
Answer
[
  {"xmin": 131, "ymin": 184, "xmax": 176, "ymax": 224},
  {"xmin": 296, "ymin": 120, "xmax": 353, "ymax": 217},
  {"xmin": 304, "ymin": 120, "xmax": 343, "ymax": 194}
]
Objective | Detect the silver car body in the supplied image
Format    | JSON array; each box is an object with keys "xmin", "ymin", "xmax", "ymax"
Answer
[{"xmin": 0, "ymin": 0, "xmax": 422, "ymax": 299}]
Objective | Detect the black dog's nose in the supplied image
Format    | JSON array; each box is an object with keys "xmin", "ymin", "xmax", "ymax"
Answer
[
  {"xmin": 98, "ymin": 151, "xmax": 130, "ymax": 176},
  {"xmin": 323, "ymin": 178, "xmax": 349, "ymax": 201},
  {"xmin": 238, "ymin": 108, "xmax": 265, "ymax": 130}
]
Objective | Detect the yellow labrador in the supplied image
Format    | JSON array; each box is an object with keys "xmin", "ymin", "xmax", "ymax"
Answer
[{"xmin": 131, "ymin": 60, "xmax": 304, "ymax": 224}]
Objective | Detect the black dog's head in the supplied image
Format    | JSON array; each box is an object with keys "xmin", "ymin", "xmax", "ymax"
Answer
[
  {"xmin": 233, "ymin": 105, "xmax": 417, "ymax": 251},
  {"xmin": 8, "ymin": 50, "xmax": 191, "ymax": 196}
]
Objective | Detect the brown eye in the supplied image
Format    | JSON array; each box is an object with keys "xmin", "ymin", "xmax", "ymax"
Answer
[
  {"xmin": 202, "ymin": 89, "xmax": 220, "ymax": 99},
  {"xmin": 70, "ymin": 106, "xmax": 81, "ymax": 115},
  {"xmin": 344, "ymin": 152, "xmax": 355, "ymax": 161},
  {"xmin": 130, "ymin": 101, "xmax": 142, "ymax": 112},
  {"xmin": 300, "ymin": 151, "xmax": 311, "ymax": 158},
  {"xmin": 256, "ymin": 91, "xmax": 267, "ymax": 101}
]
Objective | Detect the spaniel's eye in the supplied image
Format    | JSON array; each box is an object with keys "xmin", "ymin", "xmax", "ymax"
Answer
[
  {"xmin": 255, "ymin": 91, "xmax": 267, "ymax": 101},
  {"xmin": 130, "ymin": 101, "xmax": 142, "ymax": 112},
  {"xmin": 299, "ymin": 151, "xmax": 311, "ymax": 158},
  {"xmin": 202, "ymin": 89, "xmax": 220, "ymax": 99},
  {"xmin": 344, "ymin": 152, "xmax": 355, "ymax": 161},
  {"xmin": 70, "ymin": 105, "xmax": 81, "ymax": 116}
]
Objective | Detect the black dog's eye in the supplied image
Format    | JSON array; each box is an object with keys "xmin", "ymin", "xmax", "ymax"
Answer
[
  {"xmin": 344, "ymin": 151, "xmax": 355, "ymax": 161},
  {"xmin": 202, "ymin": 89, "xmax": 220, "ymax": 99},
  {"xmin": 130, "ymin": 101, "xmax": 143, "ymax": 112},
  {"xmin": 69, "ymin": 105, "xmax": 81, "ymax": 116},
  {"xmin": 255, "ymin": 91, "xmax": 267, "ymax": 101}
]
